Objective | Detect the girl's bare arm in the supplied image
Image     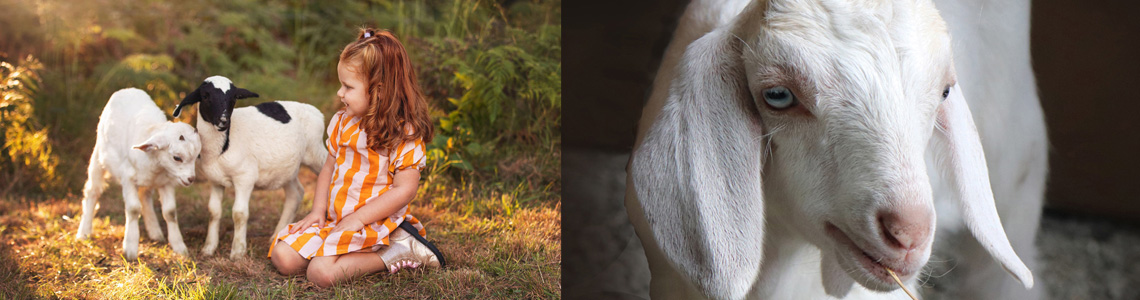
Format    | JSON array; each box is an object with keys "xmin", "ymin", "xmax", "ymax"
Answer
[{"xmin": 333, "ymin": 169, "xmax": 420, "ymax": 231}]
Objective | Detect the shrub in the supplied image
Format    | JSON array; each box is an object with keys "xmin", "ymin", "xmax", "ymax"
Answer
[{"xmin": 0, "ymin": 55, "xmax": 59, "ymax": 194}]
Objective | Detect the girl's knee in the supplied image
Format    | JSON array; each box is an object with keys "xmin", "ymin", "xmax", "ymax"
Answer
[
  {"xmin": 271, "ymin": 256, "xmax": 301, "ymax": 275},
  {"xmin": 271, "ymin": 242, "xmax": 307, "ymax": 275},
  {"xmin": 307, "ymin": 264, "xmax": 336, "ymax": 288}
]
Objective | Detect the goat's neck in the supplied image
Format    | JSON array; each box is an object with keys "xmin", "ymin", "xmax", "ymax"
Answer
[
  {"xmin": 130, "ymin": 123, "xmax": 164, "ymax": 173},
  {"xmin": 128, "ymin": 124, "xmax": 167, "ymax": 183},
  {"xmin": 197, "ymin": 113, "xmax": 230, "ymax": 157},
  {"xmin": 137, "ymin": 123, "xmax": 161, "ymax": 146}
]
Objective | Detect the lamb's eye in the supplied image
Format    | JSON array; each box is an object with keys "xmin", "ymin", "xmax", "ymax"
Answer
[
  {"xmin": 179, "ymin": 135, "xmax": 185, "ymax": 141},
  {"xmin": 942, "ymin": 86, "xmax": 951, "ymax": 100},
  {"xmin": 762, "ymin": 86, "xmax": 796, "ymax": 109},
  {"xmin": 173, "ymin": 156, "xmax": 183, "ymax": 162}
]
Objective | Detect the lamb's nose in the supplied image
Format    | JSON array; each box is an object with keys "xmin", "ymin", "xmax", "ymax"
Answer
[
  {"xmin": 188, "ymin": 176, "xmax": 196, "ymax": 183},
  {"xmin": 879, "ymin": 207, "xmax": 933, "ymax": 250}
]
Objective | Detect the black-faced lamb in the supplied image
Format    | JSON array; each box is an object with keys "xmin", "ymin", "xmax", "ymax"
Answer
[
  {"xmin": 173, "ymin": 76, "xmax": 327, "ymax": 259},
  {"xmin": 76, "ymin": 88, "xmax": 202, "ymax": 261}
]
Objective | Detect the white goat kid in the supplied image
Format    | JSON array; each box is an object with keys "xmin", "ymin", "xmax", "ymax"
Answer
[
  {"xmin": 627, "ymin": 0, "xmax": 1046, "ymax": 299},
  {"xmin": 76, "ymin": 88, "xmax": 201, "ymax": 261},
  {"xmin": 173, "ymin": 76, "xmax": 327, "ymax": 259}
]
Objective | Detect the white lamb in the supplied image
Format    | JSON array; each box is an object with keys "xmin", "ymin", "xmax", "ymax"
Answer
[
  {"xmin": 76, "ymin": 88, "xmax": 202, "ymax": 261},
  {"xmin": 172, "ymin": 76, "xmax": 327, "ymax": 259},
  {"xmin": 627, "ymin": 0, "xmax": 1047, "ymax": 299}
]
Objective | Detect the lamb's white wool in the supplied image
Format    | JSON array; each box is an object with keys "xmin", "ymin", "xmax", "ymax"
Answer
[
  {"xmin": 76, "ymin": 88, "xmax": 202, "ymax": 261},
  {"xmin": 204, "ymin": 76, "xmax": 233, "ymax": 93},
  {"xmin": 174, "ymin": 76, "xmax": 327, "ymax": 259},
  {"xmin": 626, "ymin": 0, "xmax": 1046, "ymax": 299}
]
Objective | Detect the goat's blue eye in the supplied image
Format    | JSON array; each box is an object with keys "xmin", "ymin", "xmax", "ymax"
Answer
[{"xmin": 762, "ymin": 86, "xmax": 796, "ymax": 109}]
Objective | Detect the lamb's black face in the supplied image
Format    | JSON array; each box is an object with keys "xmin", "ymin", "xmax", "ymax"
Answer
[
  {"xmin": 198, "ymin": 87, "xmax": 237, "ymax": 131},
  {"xmin": 172, "ymin": 76, "xmax": 260, "ymax": 132}
]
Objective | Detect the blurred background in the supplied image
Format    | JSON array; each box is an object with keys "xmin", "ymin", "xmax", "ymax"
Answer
[
  {"xmin": 0, "ymin": 0, "xmax": 561, "ymax": 197},
  {"xmin": 565, "ymin": 0, "xmax": 1140, "ymax": 299},
  {"xmin": 0, "ymin": 0, "xmax": 560, "ymax": 298}
]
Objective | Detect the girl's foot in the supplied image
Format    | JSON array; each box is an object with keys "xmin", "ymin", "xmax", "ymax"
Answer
[{"xmin": 378, "ymin": 228, "xmax": 441, "ymax": 273}]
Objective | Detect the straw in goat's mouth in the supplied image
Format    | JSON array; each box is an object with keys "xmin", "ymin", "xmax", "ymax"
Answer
[{"xmin": 886, "ymin": 268, "xmax": 918, "ymax": 300}]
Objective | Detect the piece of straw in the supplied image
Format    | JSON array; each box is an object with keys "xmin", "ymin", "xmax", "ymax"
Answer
[{"xmin": 885, "ymin": 268, "xmax": 918, "ymax": 300}]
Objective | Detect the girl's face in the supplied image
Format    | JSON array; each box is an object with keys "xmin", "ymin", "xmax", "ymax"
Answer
[{"xmin": 337, "ymin": 60, "xmax": 370, "ymax": 117}]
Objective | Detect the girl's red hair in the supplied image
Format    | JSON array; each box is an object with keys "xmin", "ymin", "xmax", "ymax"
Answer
[{"xmin": 339, "ymin": 28, "xmax": 434, "ymax": 153}]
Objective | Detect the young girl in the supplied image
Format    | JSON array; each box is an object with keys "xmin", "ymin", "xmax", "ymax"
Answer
[{"xmin": 269, "ymin": 28, "xmax": 440, "ymax": 288}]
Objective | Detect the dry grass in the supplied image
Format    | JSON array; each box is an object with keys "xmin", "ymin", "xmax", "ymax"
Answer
[{"xmin": 0, "ymin": 170, "xmax": 560, "ymax": 299}]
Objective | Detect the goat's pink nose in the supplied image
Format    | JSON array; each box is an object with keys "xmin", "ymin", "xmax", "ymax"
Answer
[
  {"xmin": 189, "ymin": 176, "xmax": 196, "ymax": 183},
  {"xmin": 878, "ymin": 207, "xmax": 933, "ymax": 250}
]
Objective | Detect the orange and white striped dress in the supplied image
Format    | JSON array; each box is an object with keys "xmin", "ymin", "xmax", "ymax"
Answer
[{"xmin": 269, "ymin": 110, "xmax": 427, "ymax": 259}]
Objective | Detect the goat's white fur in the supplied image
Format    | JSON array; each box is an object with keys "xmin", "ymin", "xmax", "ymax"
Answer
[
  {"xmin": 204, "ymin": 76, "xmax": 233, "ymax": 93},
  {"xmin": 626, "ymin": 0, "xmax": 1046, "ymax": 299},
  {"xmin": 76, "ymin": 88, "xmax": 202, "ymax": 261},
  {"xmin": 181, "ymin": 77, "xmax": 327, "ymax": 259}
]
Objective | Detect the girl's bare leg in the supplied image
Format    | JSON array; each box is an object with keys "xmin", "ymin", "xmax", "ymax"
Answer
[
  {"xmin": 271, "ymin": 241, "xmax": 310, "ymax": 276},
  {"xmin": 307, "ymin": 251, "xmax": 388, "ymax": 288}
]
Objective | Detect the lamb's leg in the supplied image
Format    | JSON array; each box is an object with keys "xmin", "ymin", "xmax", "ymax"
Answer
[
  {"xmin": 230, "ymin": 182, "xmax": 255, "ymax": 259},
  {"xmin": 159, "ymin": 186, "xmax": 188, "ymax": 256},
  {"xmin": 121, "ymin": 180, "xmax": 142, "ymax": 261},
  {"xmin": 202, "ymin": 185, "xmax": 224, "ymax": 256},
  {"xmin": 139, "ymin": 186, "xmax": 165, "ymax": 242},
  {"xmin": 76, "ymin": 155, "xmax": 105, "ymax": 240},
  {"xmin": 276, "ymin": 178, "xmax": 303, "ymax": 235}
]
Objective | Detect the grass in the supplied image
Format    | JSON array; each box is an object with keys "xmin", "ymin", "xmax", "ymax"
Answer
[{"xmin": 0, "ymin": 169, "xmax": 560, "ymax": 299}]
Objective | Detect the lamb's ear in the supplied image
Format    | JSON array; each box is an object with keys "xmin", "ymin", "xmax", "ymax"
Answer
[
  {"xmin": 930, "ymin": 84, "xmax": 1034, "ymax": 289},
  {"xmin": 133, "ymin": 134, "xmax": 169, "ymax": 152},
  {"xmin": 232, "ymin": 88, "xmax": 259, "ymax": 100},
  {"xmin": 631, "ymin": 27, "xmax": 765, "ymax": 299},
  {"xmin": 173, "ymin": 86, "xmax": 202, "ymax": 117}
]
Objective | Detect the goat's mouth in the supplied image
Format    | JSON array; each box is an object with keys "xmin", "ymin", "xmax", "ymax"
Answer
[
  {"xmin": 824, "ymin": 222, "xmax": 921, "ymax": 291},
  {"xmin": 211, "ymin": 121, "xmax": 229, "ymax": 131}
]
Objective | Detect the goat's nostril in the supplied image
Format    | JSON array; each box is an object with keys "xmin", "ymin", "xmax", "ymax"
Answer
[
  {"xmin": 189, "ymin": 176, "xmax": 196, "ymax": 183},
  {"xmin": 878, "ymin": 210, "xmax": 932, "ymax": 251}
]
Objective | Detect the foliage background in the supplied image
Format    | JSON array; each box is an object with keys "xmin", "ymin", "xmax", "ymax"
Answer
[
  {"xmin": 0, "ymin": 0, "xmax": 561, "ymax": 199},
  {"xmin": 0, "ymin": 0, "xmax": 560, "ymax": 298}
]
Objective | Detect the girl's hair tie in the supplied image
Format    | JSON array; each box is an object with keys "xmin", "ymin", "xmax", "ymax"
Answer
[{"xmin": 363, "ymin": 30, "xmax": 373, "ymax": 38}]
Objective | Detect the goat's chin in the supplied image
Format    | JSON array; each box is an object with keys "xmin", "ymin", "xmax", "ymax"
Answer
[
  {"xmin": 825, "ymin": 224, "xmax": 927, "ymax": 292},
  {"xmin": 832, "ymin": 247, "xmax": 904, "ymax": 291}
]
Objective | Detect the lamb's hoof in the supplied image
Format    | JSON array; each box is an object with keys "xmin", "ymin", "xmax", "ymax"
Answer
[
  {"xmin": 148, "ymin": 234, "xmax": 166, "ymax": 242},
  {"xmin": 75, "ymin": 233, "xmax": 89, "ymax": 241},
  {"xmin": 230, "ymin": 243, "xmax": 246, "ymax": 259},
  {"xmin": 171, "ymin": 244, "xmax": 189, "ymax": 256},
  {"xmin": 201, "ymin": 245, "xmax": 217, "ymax": 256},
  {"xmin": 123, "ymin": 251, "xmax": 139, "ymax": 262}
]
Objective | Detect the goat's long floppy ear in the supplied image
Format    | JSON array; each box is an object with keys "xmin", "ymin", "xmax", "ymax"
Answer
[
  {"xmin": 931, "ymin": 84, "xmax": 1034, "ymax": 289},
  {"xmin": 631, "ymin": 27, "xmax": 765, "ymax": 299},
  {"xmin": 231, "ymin": 88, "xmax": 259, "ymax": 100},
  {"xmin": 173, "ymin": 86, "xmax": 202, "ymax": 117}
]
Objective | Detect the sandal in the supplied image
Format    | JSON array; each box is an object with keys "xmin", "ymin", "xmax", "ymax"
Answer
[{"xmin": 378, "ymin": 221, "xmax": 446, "ymax": 273}]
